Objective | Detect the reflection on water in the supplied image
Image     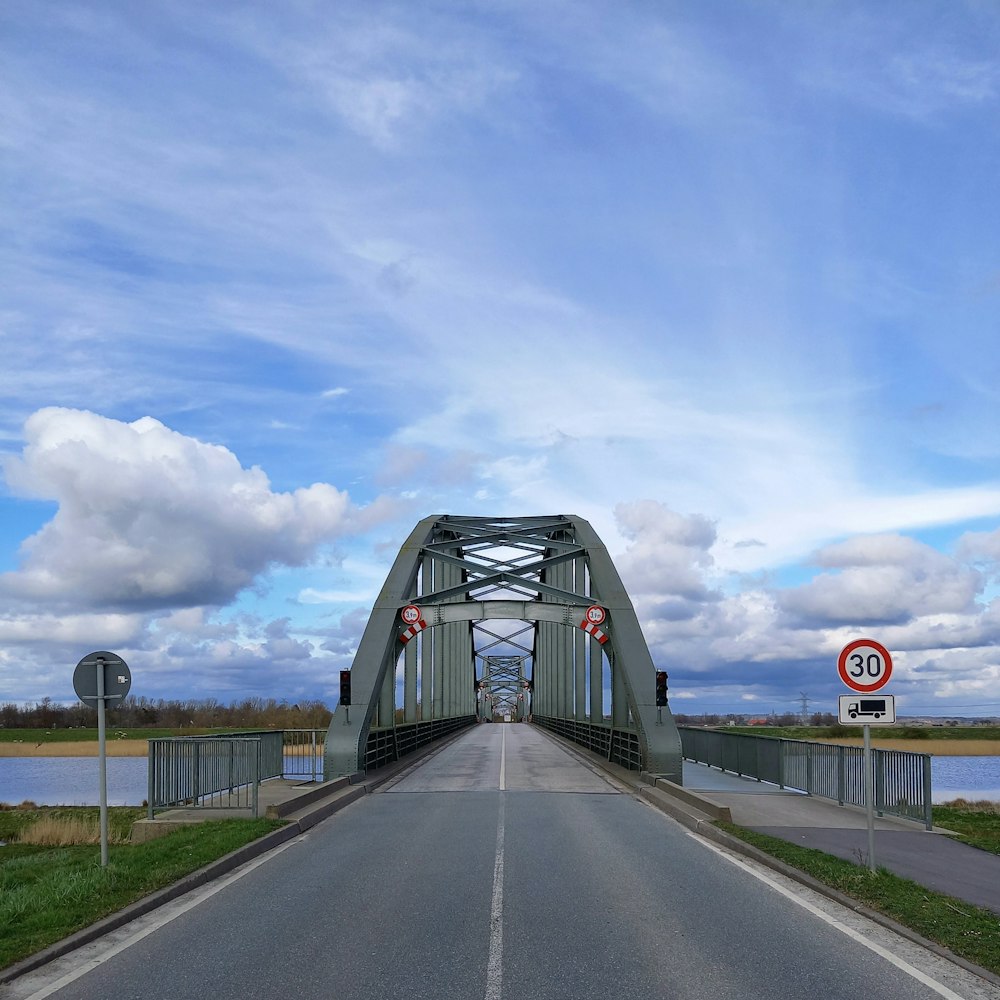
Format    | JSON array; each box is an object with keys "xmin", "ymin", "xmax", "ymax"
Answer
[
  {"xmin": 0, "ymin": 756, "xmax": 149, "ymax": 806},
  {"xmin": 932, "ymin": 755, "xmax": 1000, "ymax": 803},
  {"xmin": 0, "ymin": 754, "xmax": 322, "ymax": 806},
  {"xmin": 1, "ymin": 753, "xmax": 998, "ymax": 806}
]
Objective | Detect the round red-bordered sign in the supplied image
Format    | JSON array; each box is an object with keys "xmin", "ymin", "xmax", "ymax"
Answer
[
  {"xmin": 585, "ymin": 605, "xmax": 606, "ymax": 626},
  {"xmin": 401, "ymin": 605, "xmax": 421, "ymax": 625},
  {"xmin": 838, "ymin": 638, "xmax": 893, "ymax": 693}
]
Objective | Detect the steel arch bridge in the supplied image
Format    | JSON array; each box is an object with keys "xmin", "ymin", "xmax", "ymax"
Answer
[{"xmin": 323, "ymin": 515, "xmax": 683, "ymax": 783}]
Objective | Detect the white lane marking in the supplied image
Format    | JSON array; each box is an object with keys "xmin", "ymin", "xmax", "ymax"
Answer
[
  {"xmin": 499, "ymin": 725, "xmax": 507, "ymax": 792},
  {"xmin": 20, "ymin": 838, "xmax": 302, "ymax": 1000},
  {"xmin": 680, "ymin": 828, "xmax": 968, "ymax": 1000},
  {"xmin": 485, "ymin": 794, "xmax": 506, "ymax": 1000}
]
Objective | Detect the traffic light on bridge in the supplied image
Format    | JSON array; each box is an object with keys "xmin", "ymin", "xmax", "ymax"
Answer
[
  {"xmin": 655, "ymin": 670, "xmax": 668, "ymax": 707},
  {"xmin": 340, "ymin": 669, "xmax": 352, "ymax": 707}
]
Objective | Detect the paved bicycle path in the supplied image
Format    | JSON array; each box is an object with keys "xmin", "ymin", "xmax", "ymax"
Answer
[{"xmin": 683, "ymin": 761, "xmax": 1000, "ymax": 914}]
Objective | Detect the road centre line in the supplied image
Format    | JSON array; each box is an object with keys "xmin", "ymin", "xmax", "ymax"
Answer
[{"xmin": 484, "ymin": 792, "xmax": 506, "ymax": 1000}]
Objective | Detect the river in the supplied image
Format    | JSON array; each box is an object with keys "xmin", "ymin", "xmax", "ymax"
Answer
[{"xmin": 1, "ymin": 755, "xmax": 999, "ymax": 806}]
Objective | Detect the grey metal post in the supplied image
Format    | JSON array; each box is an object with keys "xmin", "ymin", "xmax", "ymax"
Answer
[
  {"xmin": 252, "ymin": 740, "xmax": 259, "ymax": 817},
  {"xmin": 863, "ymin": 725, "xmax": 876, "ymax": 872},
  {"xmin": 147, "ymin": 743, "xmax": 155, "ymax": 820},
  {"xmin": 97, "ymin": 659, "xmax": 109, "ymax": 868},
  {"xmin": 838, "ymin": 744, "xmax": 845, "ymax": 806}
]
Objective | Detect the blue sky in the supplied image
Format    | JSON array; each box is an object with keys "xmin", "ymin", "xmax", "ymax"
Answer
[{"xmin": 2, "ymin": 1, "xmax": 999, "ymax": 718}]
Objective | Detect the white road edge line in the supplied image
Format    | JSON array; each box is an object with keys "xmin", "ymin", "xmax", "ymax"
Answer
[
  {"xmin": 680, "ymin": 826, "xmax": 967, "ymax": 1000},
  {"xmin": 485, "ymin": 793, "xmax": 506, "ymax": 1000},
  {"xmin": 21, "ymin": 837, "xmax": 303, "ymax": 1000}
]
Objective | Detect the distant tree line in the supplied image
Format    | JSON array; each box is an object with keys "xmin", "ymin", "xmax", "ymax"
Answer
[
  {"xmin": 673, "ymin": 711, "xmax": 837, "ymax": 727},
  {"xmin": 0, "ymin": 695, "xmax": 332, "ymax": 731}
]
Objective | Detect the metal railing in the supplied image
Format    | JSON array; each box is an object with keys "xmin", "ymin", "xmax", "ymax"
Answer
[
  {"xmin": 679, "ymin": 728, "xmax": 933, "ymax": 829},
  {"xmin": 364, "ymin": 716, "xmax": 477, "ymax": 771},
  {"xmin": 282, "ymin": 728, "xmax": 326, "ymax": 781},
  {"xmin": 533, "ymin": 716, "xmax": 643, "ymax": 771},
  {"xmin": 147, "ymin": 729, "xmax": 328, "ymax": 817}
]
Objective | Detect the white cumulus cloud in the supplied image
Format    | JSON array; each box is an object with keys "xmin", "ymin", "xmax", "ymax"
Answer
[{"xmin": 0, "ymin": 408, "xmax": 381, "ymax": 610}]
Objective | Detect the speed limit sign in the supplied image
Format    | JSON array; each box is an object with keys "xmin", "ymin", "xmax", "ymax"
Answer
[{"xmin": 838, "ymin": 639, "xmax": 893, "ymax": 693}]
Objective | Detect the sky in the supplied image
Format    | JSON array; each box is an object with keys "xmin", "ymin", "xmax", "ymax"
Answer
[{"xmin": 2, "ymin": 0, "xmax": 1000, "ymax": 719}]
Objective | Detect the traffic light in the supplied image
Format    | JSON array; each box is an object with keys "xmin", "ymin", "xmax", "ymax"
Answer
[
  {"xmin": 655, "ymin": 670, "xmax": 668, "ymax": 707},
  {"xmin": 339, "ymin": 669, "xmax": 352, "ymax": 707}
]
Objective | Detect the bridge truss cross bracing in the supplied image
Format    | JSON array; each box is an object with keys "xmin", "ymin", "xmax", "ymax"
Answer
[{"xmin": 323, "ymin": 515, "xmax": 683, "ymax": 782}]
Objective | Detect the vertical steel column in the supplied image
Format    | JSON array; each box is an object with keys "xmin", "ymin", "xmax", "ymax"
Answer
[
  {"xmin": 556, "ymin": 561, "xmax": 574, "ymax": 717},
  {"xmin": 432, "ymin": 553, "xmax": 445, "ymax": 721},
  {"xmin": 590, "ymin": 638, "xmax": 604, "ymax": 722},
  {"xmin": 421, "ymin": 557, "xmax": 433, "ymax": 722},
  {"xmin": 574, "ymin": 557, "xmax": 586, "ymax": 720},
  {"xmin": 404, "ymin": 637, "xmax": 417, "ymax": 723},
  {"xmin": 379, "ymin": 657, "xmax": 395, "ymax": 728},
  {"xmin": 611, "ymin": 650, "xmax": 628, "ymax": 728}
]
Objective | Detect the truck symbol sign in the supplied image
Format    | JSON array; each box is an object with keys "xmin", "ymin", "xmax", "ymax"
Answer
[{"xmin": 848, "ymin": 698, "xmax": 887, "ymax": 720}]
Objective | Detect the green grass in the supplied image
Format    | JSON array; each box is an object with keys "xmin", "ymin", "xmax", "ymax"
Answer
[
  {"xmin": 0, "ymin": 806, "xmax": 144, "ymax": 842},
  {"xmin": 721, "ymin": 725, "xmax": 1000, "ymax": 741},
  {"xmin": 0, "ymin": 808, "xmax": 285, "ymax": 970},
  {"xmin": 719, "ymin": 822, "xmax": 1000, "ymax": 976},
  {"xmin": 933, "ymin": 802, "xmax": 1000, "ymax": 856}
]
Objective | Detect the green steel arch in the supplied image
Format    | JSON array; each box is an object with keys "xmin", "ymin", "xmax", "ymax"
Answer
[{"xmin": 323, "ymin": 515, "xmax": 683, "ymax": 782}]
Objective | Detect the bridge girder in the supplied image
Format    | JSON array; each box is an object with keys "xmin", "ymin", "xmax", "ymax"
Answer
[{"xmin": 323, "ymin": 515, "xmax": 683, "ymax": 782}]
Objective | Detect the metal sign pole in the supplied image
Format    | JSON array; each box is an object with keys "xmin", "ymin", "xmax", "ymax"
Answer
[
  {"xmin": 863, "ymin": 723, "xmax": 876, "ymax": 873},
  {"xmin": 96, "ymin": 657, "xmax": 109, "ymax": 868}
]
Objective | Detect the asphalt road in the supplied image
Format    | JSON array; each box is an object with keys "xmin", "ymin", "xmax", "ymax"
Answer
[{"xmin": 9, "ymin": 725, "xmax": 996, "ymax": 1000}]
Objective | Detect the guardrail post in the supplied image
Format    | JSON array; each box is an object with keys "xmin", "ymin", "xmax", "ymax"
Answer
[
  {"xmin": 875, "ymin": 750, "xmax": 885, "ymax": 817},
  {"xmin": 922, "ymin": 754, "xmax": 933, "ymax": 831},
  {"xmin": 192, "ymin": 740, "xmax": 200, "ymax": 805},
  {"xmin": 837, "ymin": 744, "xmax": 845, "ymax": 806},
  {"xmin": 147, "ymin": 743, "xmax": 155, "ymax": 819},
  {"xmin": 778, "ymin": 739, "xmax": 785, "ymax": 789},
  {"xmin": 805, "ymin": 743, "xmax": 813, "ymax": 796}
]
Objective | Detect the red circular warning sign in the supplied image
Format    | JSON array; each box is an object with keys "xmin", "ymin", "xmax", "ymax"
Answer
[
  {"xmin": 838, "ymin": 639, "xmax": 893, "ymax": 693},
  {"xmin": 585, "ymin": 605, "xmax": 606, "ymax": 625},
  {"xmin": 401, "ymin": 605, "xmax": 421, "ymax": 625}
]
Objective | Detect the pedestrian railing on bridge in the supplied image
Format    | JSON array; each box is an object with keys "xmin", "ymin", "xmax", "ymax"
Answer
[
  {"xmin": 364, "ymin": 716, "xmax": 476, "ymax": 771},
  {"xmin": 679, "ymin": 727, "xmax": 933, "ymax": 830},
  {"xmin": 533, "ymin": 716, "xmax": 644, "ymax": 771},
  {"xmin": 147, "ymin": 729, "xmax": 327, "ymax": 817}
]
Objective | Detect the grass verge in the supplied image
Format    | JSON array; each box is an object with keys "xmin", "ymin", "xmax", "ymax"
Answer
[
  {"xmin": 0, "ymin": 807, "xmax": 285, "ymax": 970},
  {"xmin": 933, "ymin": 800, "xmax": 1000, "ymax": 856},
  {"xmin": 718, "ymin": 822, "xmax": 1000, "ymax": 977}
]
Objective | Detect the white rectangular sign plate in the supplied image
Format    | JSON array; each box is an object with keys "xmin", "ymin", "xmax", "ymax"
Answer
[{"xmin": 838, "ymin": 694, "xmax": 895, "ymax": 726}]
